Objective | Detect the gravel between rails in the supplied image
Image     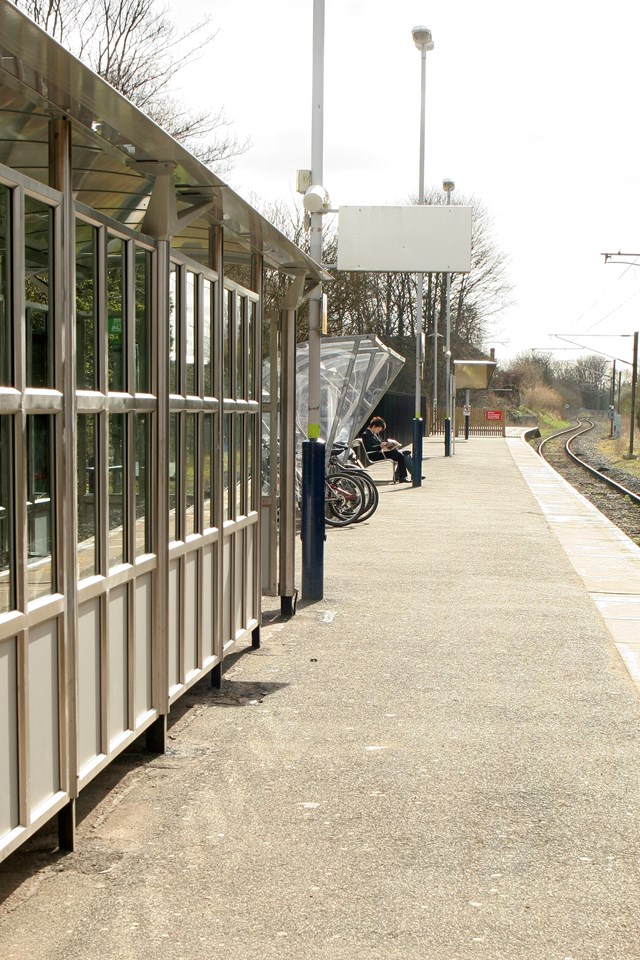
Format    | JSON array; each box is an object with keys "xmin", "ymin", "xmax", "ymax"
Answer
[{"xmin": 531, "ymin": 419, "xmax": 640, "ymax": 547}]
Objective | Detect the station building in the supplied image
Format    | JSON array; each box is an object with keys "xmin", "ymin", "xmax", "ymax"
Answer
[{"xmin": 0, "ymin": 3, "xmax": 324, "ymax": 861}]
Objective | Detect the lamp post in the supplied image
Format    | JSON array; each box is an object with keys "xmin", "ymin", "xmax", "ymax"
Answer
[
  {"xmin": 411, "ymin": 24, "xmax": 434, "ymax": 488},
  {"xmin": 443, "ymin": 178, "xmax": 454, "ymax": 456},
  {"xmin": 301, "ymin": 0, "xmax": 327, "ymax": 600}
]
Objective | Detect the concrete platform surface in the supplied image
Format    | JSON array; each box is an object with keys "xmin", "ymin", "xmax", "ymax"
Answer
[{"xmin": 1, "ymin": 435, "xmax": 639, "ymax": 960}]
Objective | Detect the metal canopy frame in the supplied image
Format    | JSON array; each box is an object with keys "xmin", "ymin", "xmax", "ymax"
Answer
[{"xmin": 0, "ymin": 2, "xmax": 329, "ymax": 282}]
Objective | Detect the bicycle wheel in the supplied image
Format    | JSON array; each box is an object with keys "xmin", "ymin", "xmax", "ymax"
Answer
[
  {"xmin": 324, "ymin": 473, "xmax": 365, "ymax": 526},
  {"xmin": 331, "ymin": 465, "xmax": 379, "ymax": 522},
  {"xmin": 352, "ymin": 471, "xmax": 379, "ymax": 522}
]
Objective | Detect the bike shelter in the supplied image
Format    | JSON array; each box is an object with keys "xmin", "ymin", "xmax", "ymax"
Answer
[
  {"xmin": 296, "ymin": 335, "xmax": 404, "ymax": 455},
  {"xmin": 261, "ymin": 334, "xmax": 403, "ymax": 609}
]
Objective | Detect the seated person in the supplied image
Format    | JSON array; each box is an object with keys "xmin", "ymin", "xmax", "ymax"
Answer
[{"xmin": 362, "ymin": 416, "xmax": 415, "ymax": 482}]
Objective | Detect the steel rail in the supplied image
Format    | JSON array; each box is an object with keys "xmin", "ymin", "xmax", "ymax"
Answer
[{"xmin": 539, "ymin": 419, "xmax": 640, "ymax": 507}]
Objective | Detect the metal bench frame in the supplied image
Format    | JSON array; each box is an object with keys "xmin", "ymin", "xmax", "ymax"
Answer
[{"xmin": 351, "ymin": 438, "xmax": 397, "ymax": 483}]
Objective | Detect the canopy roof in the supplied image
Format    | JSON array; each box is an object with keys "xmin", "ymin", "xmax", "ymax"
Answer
[
  {"xmin": 296, "ymin": 336, "xmax": 405, "ymax": 452},
  {"xmin": 452, "ymin": 360, "xmax": 497, "ymax": 390},
  {"xmin": 0, "ymin": 2, "xmax": 327, "ymax": 280}
]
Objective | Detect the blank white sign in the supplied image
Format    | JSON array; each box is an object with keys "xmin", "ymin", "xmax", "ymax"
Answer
[{"xmin": 337, "ymin": 205, "xmax": 472, "ymax": 273}]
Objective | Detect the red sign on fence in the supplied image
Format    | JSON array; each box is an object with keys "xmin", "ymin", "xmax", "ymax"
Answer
[{"xmin": 485, "ymin": 410, "xmax": 503, "ymax": 421}]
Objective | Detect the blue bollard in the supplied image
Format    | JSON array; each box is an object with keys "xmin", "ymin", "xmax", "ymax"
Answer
[
  {"xmin": 412, "ymin": 418, "xmax": 423, "ymax": 487},
  {"xmin": 301, "ymin": 438, "xmax": 326, "ymax": 600},
  {"xmin": 444, "ymin": 417, "xmax": 451, "ymax": 457}
]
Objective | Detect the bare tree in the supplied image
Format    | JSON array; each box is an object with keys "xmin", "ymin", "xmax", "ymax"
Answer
[
  {"xmin": 12, "ymin": 0, "xmax": 249, "ymax": 173},
  {"xmin": 498, "ymin": 350, "xmax": 616, "ymax": 413}
]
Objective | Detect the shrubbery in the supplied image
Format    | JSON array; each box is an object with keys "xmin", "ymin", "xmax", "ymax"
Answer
[{"xmin": 521, "ymin": 384, "xmax": 565, "ymax": 417}]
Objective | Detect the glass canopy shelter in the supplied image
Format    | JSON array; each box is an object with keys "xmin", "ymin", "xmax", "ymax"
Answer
[{"xmin": 296, "ymin": 336, "xmax": 405, "ymax": 455}]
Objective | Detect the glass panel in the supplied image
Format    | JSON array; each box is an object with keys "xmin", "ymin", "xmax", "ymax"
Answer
[
  {"xmin": 261, "ymin": 412, "xmax": 271, "ymax": 497},
  {"xmin": 235, "ymin": 416, "xmax": 244, "ymax": 518},
  {"xmin": 27, "ymin": 414, "xmax": 55, "ymax": 600},
  {"xmin": 108, "ymin": 414, "xmax": 126, "ymax": 567},
  {"xmin": 203, "ymin": 280, "xmax": 213, "ymax": 397},
  {"xmin": 186, "ymin": 271, "xmax": 196, "ymax": 396},
  {"xmin": 236, "ymin": 295, "xmax": 244, "ymax": 399},
  {"xmin": 169, "ymin": 264, "xmax": 178, "ymax": 394},
  {"xmin": 168, "ymin": 412, "xmax": 178, "ymax": 542},
  {"xmin": 25, "ymin": 197, "xmax": 53, "ymax": 389},
  {"xmin": 248, "ymin": 300, "xmax": 256, "ymax": 400},
  {"xmin": 223, "ymin": 290, "xmax": 231, "ymax": 398},
  {"xmin": 135, "ymin": 247, "xmax": 150, "ymax": 393},
  {"xmin": 135, "ymin": 413, "xmax": 150, "ymax": 556},
  {"xmin": 185, "ymin": 413, "xmax": 196, "ymax": 537},
  {"xmin": 107, "ymin": 236, "xmax": 126, "ymax": 391},
  {"xmin": 223, "ymin": 413, "xmax": 231, "ymax": 522},
  {"xmin": 76, "ymin": 220, "xmax": 97, "ymax": 390},
  {"xmin": 247, "ymin": 414, "xmax": 254, "ymax": 513},
  {"xmin": 203, "ymin": 412, "xmax": 214, "ymax": 529},
  {"xmin": 77, "ymin": 414, "xmax": 97, "ymax": 580},
  {"xmin": 0, "ymin": 417, "xmax": 13, "ymax": 612},
  {"xmin": 0, "ymin": 186, "xmax": 12, "ymax": 387},
  {"xmin": 295, "ymin": 338, "xmax": 406, "ymax": 450}
]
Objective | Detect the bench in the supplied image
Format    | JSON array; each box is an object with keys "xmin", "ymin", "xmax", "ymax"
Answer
[{"xmin": 350, "ymin": 438, "xmax": 397, "ymax": 483}]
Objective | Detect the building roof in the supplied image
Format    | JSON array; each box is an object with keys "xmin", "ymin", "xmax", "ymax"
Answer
[{"xmin": 0, "ymin": 1, "xmax": 328, "ymax": 281}]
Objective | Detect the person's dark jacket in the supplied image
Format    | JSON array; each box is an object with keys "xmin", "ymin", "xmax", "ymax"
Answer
[{"xmin": 362, "ymin": 428, "xmax": 384, "ymax": 459}]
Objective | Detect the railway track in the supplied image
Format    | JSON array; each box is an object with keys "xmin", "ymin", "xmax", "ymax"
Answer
[{"xmin": 536, "ymin": 419, "xmax": 640, "ymax": 546}]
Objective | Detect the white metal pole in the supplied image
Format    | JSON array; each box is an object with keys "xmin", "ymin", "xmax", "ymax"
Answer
[
  {"xmin": 301, "ymin": 0, "xmax": 325, "ymax": 600},
  {"xmin": 443, "ymin": 180, "xmax": 454, "ymax": 455},
  {"xmin": 444, "ymin": 270, "xmax": 451, "ymax": 446},
  {"xmin": 308, "ymin": 0, "xmax": 324, "ymax": 440},
  {"xmin": 412, "ymin": 43, "xmax": 427, "ymax": 486}
]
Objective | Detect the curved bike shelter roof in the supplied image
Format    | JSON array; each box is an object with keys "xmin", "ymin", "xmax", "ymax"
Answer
[{"xmin": 296, "ymin": 335, "xmax": 405, "ymax": 454}]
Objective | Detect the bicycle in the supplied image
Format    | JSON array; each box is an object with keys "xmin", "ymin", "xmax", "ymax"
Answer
[
  {"xmin": 324, "ymin": 471, "xmax": 367, "ymax": 526},
  {"xmin": 327, "ymin": 443, "xmax": 379, "ymax": 523}
]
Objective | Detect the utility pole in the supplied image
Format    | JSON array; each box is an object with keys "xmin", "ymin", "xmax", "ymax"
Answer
[
  {"xmin": 625, "ymin": 331, "xmax": 638, "ymax": 459},
  {"xmin": 601, "ymin": 253, "xmax": 640, "ymax": 460}
]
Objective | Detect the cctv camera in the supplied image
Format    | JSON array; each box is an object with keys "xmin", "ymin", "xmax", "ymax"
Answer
[{"xmin": 303, "ymin": 185, "xmax": 328, "ymax": 214}]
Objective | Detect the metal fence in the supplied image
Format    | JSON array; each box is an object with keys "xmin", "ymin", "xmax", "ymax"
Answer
[{"xmin": 368, "ymin": 393, "xmax": 506, "ymax": 442}]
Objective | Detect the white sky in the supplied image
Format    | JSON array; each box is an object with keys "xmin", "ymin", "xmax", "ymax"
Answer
[{"xmin": 169, "ymin": 0, "xmax": 640, "ymax": 369}]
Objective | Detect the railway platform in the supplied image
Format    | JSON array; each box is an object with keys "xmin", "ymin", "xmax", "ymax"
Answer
[{"xmin": 1, "ymin": 434, "xmax": 640, "ymax": 959}]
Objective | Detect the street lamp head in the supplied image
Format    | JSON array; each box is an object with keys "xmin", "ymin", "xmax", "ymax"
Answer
[
  {"xmin": 443, "ymin": 178, "xmax": 455, "ymax": 194},
  {"xmin": 411, "ymin": 25, "xmax": 434, "ymax": 51}
]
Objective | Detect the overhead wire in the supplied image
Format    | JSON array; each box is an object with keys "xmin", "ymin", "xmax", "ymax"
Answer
[
  {"xmin": 543, "ymin": 259, "xmax": 640, "ymax": 357},
  {"xmin": 583, "ymin": 258, "xmax": 640, "ymax": 333}
]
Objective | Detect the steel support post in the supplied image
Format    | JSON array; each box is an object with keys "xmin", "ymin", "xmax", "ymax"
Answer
[
  {"xmin": 301, "ymin": 0, "xmax": 325, "ymax": 598},
  {"xmin": 413, "ymin": 272, "xmax": 424, "ymax": 486},
  {"xmin": 444, "ymin": 271, "xmax": 452, "ymax": 456},
  {"xmin": 279, "ymin": 308, "xmax": 298, "ymax": 611},
  {"xmin": 49, "ymin": 116, "xmax": 79, "ymax": 852},
  {"xmin": 625, "ymin": 331, "xmax": 639, "ymax": 460},
  {"xmin": 464, "ymin": 388, "xmax": 470, "ymax": 440}
]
